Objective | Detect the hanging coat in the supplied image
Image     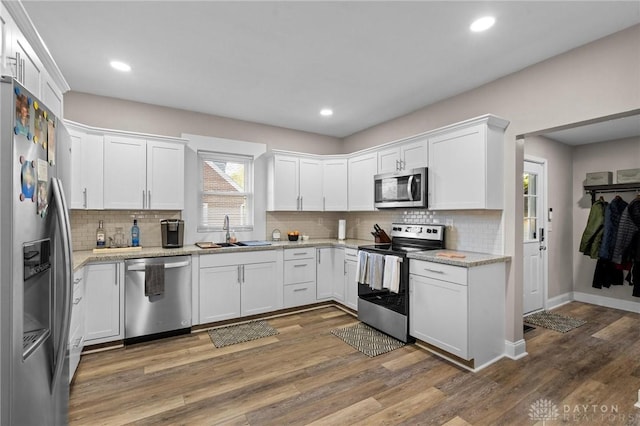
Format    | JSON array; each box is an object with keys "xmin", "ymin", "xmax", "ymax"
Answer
[
  {"xmin": 579, "ymin": 199, "xmax": 607, "ymax": 259},
  {"xmin": 598, "ymin": 196, "xmax": 628, "ymax": 260},
  {"xmin": 612, "ymin": 197, "xmax": 640, "ymax": 264}
]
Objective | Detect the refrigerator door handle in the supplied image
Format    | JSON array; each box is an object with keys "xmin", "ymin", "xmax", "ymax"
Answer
[{"xmin": 50, "ymin": 178, "xmax": 73, "ymax": 393}]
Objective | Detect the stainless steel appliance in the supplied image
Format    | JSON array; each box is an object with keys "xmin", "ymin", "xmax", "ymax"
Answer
[
  {"xmin": 374, "ymin": 167, "xmax": 427, "ymax": 209},
  {"xmin": 125, "ymin": 256, "xmax": 192, "ymax": 340},
  {"xmin": 0, "ymin": 78, "xmax": 73, "ymax": 425},
  {"xmin": 161, "ymin": 219, "xmax": 184, "ymax": 248},
  {"xmin": 357, "ymin": 223, "xmax": 445, "ymax": 342}
]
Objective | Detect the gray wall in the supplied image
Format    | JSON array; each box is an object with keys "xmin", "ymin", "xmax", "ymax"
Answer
[{"xmin": 573, "ymin": 136, "xmax": 640, "ymax": 304}]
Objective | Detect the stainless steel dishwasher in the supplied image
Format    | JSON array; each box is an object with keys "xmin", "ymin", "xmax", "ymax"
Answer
[{"xmin": 125, "ymin": 256, "xmax": 192, "ymax": 340}]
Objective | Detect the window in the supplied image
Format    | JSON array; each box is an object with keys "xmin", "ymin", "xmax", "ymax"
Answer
[
  {"xmin": 198, "ymin": 151, "xmax": 253, "ymax": 231},
  {"xmin": 523, "ymin": 171, "xmax": 538, "ymax": 241}
]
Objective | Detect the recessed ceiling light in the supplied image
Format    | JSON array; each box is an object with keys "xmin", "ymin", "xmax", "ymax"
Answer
[
  {"xmin": 110, "ymin": 60, "xmax": 131, "ymax": 72},
  {"xmin": 470, "ymin": 16, "xmax": 495, "ymax": 32},
  {"xmin": 320, "ymin": 108, "xmax": 333, "ymax": 117}
]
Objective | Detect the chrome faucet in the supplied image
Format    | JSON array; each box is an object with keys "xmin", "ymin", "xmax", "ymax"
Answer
[{"xmin": 223, "ymin": 215, "xmax": 230, "ymax": 243}]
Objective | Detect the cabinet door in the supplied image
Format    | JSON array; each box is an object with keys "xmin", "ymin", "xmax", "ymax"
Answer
[
  {"xmin": 377, "ymin": 145, "xmax": 401, "ymax": 173},
  {"xmin": 322, "ymin": 159, "xmax": 348, "ymax": 211},
  {"xmin": 12, "ymin": 30, "xmax": 42, "ymax": 96},
  {"xmin": 344, "ymin": 259, "xmax": 358, "ymax": 311},
  {"xmin": 299, "ymin": 158, "xmax": 323, "ymax": 211},
  {"xmin": 272, "ymin": 155, "xmax": 299, "ymax": 210},
  {"xmin": 199, "ymin": 265, "xmax": 241, "ymax": 323},
  {"xmin": 85, "ymin": 263, "xmax": 121, "ymax": 343},
  {"xmin": 348, "ymin": 152, "xmax": 377, "ymax": 211},
  {"xmin": 316, "ymin": 248, "xmax": 334, "ymax": 300},
  {"xmin": 428, "ymin": 124, "xmax": 486, "ymax": 210},
  {"xmin": 70, "ymin": 129, "xmax": 104, "ymax": 209},
  {"xmin": 409, "ymin": 274, "xmax": 468, "ymax": 359},
  {"xmin": 147, "ymin": 140, "xmax": 184, "ymax": 210},
  {"xmin": 41, "ymin": 74, "xmax": 63, "ymax": 118},
  {"xmin": 332, "ymin": 248, "xmax": 345, "ymax": 302},
  {"xmin": 401, "ymin": 138, "xmax": 428, "ymax": 171},
  {"xmin": 241, "ymin": 262, "xmax": 279, "ymax": 316},
  {"xmin": 103, "ymin": 135, "xmax": 146, "ymax": 209}
]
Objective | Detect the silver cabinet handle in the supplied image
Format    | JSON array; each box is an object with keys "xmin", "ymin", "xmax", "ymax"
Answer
[
  {"xmin": 237, "ymin": 265, "xmax": 241, "ymax": 284},
  {"xmin": 424, "ymin": 268, "xmax": 444, "ymax": 274},
  {"xmin": 142, "ymin": 190, "xmax": 146, "ymax": 208},
  {"xmin": 73, "ymin": 277, "xmax": 82, "ymax": 284},
  {"xmin": 72, "ymin": 337, "xmax": 83, "ymax": 348},
  {"xmin": 300, "ymin": 196, "xmax": 303, "ymax": 210},
  {"xmin": 292, "ymin": 252, "xmax": 308, "ymax": 256},
  {"xmin": 127, "ymin": 260, "xmax": 190, "ymax": 271},
  {"xmin": 323, "ymin": 196, "xmax": 326, "ymax": 211},
  {"xmin": 293, "ymin": 287, "xmax": 307, "ymax": 292},
  {"xmin": 73, "ymin": 297, "xmax": 83, "ymax": 305},
  {"xmin": 318, "ymin": 251, "xmax": 321, "ymax": 264},
  {"xmin": 241, "ymin": 265, "xmax": 245, "ymax": 283},
  {"xmin": 293, "ymin": 263, "xmax": 307, "ymax": 268},
  {"xmin": 148, "ymin": 190, "xmax": 151, "ymax": 209},
  {"xmin": 83, "ymin": 188, "xmax": 87, "ymax": 208},
  {"xmin": 344, "ymin": 260, "xmax": 347, "ymax": 275},
  {"xmin": 21, "ymin": 59, "xmax": 25, "ymax": 83}
]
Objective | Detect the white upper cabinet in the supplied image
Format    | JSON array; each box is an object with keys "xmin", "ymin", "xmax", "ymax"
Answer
[
  {"xmin": 268, "ymin": 154, "xmax": 325, "ymax": 211},
  {"xmin": 1, "ymin": 3, "xmax": 68, "ymax": 110},
  {"xmin": 377, "ymin": 138, "xmax": 428, "ymax": 174},
  {"xmin": 428, "ymin": 115, "xmax": 508, "ymax": 210},
  {"xmin": 68, "ymin": 124, "xmax": 104, "ymax": 210},
  {"xmin": 146, "ymin": 140, "xmax": 185, "ymax": 210},
  {"xmin": 103, "ymin": 134, "xmax": 185, "ymax": 210},
  {"xmin": 298, "ymin": 157, "xmax": 323, "ymax": 211},
  {"xmin": 348, "ymin": 152, "xmax": 377, "ymax": 211},
  {"xmin": 322, "ymin": 158, "xmax": 348, "ymax": 211}
]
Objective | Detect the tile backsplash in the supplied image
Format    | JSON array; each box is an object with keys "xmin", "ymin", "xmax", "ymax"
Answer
[
  {"xmin": 267, "ymin": 209, "xmax": 503, "ymax": 254},
  {"xmin": 71, "ymin": 210, "xmax": 181, "ymax": 251}
]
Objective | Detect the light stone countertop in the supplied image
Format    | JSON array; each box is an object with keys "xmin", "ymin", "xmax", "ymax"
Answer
[
  {"xmin": 73, "ymin": 238, "xmax": 371, "ymax": 271},
  {"xmin": 407, "ymin": 249, "xmax": 511, "ymax": 268}
]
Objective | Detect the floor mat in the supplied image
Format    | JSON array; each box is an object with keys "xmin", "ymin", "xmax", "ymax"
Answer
[
  {"xmin": 208, "ymin": 320, "xmax": 279, "ymax": 348},
  {"xmin": 331, "ymin": 322, "xmax": 405, "ymax": 357},
  {"xmin": 524, "ymin": 310, "xmax": 586, "ymax": 333}
]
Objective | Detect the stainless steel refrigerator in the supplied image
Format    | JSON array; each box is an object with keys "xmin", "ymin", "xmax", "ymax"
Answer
[{"xmin": 0, "ymin": 77, "xmax": 73, "ymax": 425}]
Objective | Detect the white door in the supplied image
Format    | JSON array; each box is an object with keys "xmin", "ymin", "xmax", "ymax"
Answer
[{"xmin": 523, "ymin": 160, "xmax": 546, "ymax": 314}]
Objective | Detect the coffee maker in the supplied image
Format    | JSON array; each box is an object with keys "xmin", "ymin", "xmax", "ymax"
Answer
[{"xmin": 161, "ymin": 219, "xmax": 184, "ymax": 248}]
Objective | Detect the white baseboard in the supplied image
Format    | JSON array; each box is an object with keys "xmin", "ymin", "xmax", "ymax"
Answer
[
  {"xmin": 504, "ymin": 339, "xmax": 527, "ymax": 360},
  {"xmin": 573, "ymin": 292, "xmax": 640, "ymax": 314},
  {"xmin": 546, "ymin": 292, "xmax": 574, "ymax": 310}
]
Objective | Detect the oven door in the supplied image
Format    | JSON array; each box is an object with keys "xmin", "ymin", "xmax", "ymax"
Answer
[
  {"xmin": 357, "ymin": 250, "xmax": 409, "ymax": 315},
  {"xmin": 374, "ymin": 167, "xmax": 427, "ymax": 209}
]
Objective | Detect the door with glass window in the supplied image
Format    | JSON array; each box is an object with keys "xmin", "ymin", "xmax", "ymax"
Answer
[{"xmin": 523, "ymin": 161, "xmax": 545, "ymax": 314}]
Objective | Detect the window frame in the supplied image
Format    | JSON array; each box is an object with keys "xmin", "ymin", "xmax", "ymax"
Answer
[{"xmin": 197, "ymin": 150, "xmax": 254, "ymax": 232}]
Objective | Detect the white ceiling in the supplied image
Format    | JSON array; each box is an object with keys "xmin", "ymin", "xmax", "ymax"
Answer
[
  {"xmin": 22, "ymin": 1, "xmax": 640, "ymax": 138},
  {"xmin": 542, "ymin": 113, "xmax": 640, "ymax": 145}
]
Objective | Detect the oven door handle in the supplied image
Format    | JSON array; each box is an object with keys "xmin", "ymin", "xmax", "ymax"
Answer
[{"xmin": 407, "ymin": 175, "xmax": 415, "ymax": 201}]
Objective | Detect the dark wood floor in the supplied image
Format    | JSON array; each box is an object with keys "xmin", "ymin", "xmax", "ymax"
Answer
[{"xmin": 70, "ymin": 302, "xmax": 640, "ymax": 425}]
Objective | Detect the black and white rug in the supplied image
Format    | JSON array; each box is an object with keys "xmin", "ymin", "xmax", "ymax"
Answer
[
  {"xmin": 331, "ymin": 322, "xmax": 405, "ymax": 357},
  {"xmin": 208, "ymin": 320, "xmax": 279, "ymax": 348},
  {"xmin": 524, "ymin": 310, "xmax": 586, "ymax": 333}
]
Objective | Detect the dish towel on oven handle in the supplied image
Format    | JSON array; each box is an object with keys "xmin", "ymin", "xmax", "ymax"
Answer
[
  {"xmin": 356, "ymin": 250, "xmax": 369, "ymax": 285},
  {"xmin": 383, "ymin": 255, "xmax": 402, "ymax": 293},
  {"xmin": 369, "ymin": 253, "xmax": 385, "ymax": 290}
]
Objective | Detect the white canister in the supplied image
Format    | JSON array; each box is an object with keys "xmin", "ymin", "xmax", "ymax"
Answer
[{"xmin": 338, "ymin": 219, "xmax": 346, "ymax": 240}]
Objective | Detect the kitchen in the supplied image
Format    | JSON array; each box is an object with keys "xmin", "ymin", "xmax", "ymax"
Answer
[{"xmin": 1, "ymin": 1, "xmax": 639, "ymax": 425}]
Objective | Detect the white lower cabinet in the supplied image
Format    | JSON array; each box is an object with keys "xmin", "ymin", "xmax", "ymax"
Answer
[
  {"xmin": 84, "ymin": 262, "xmax": 124, "ymax": 345},
  {"xmin": 317, "ymin": 247, "xmax": 344, "ymax": 301},
  {"xmin": 283, "ymin": 247, "xmax": 316, "ymax": 308},
  {"xmin": 199, "ymin": 251, "xmax": 280, "ymax": 323},
  {"xmin": 409, "ymin": 259, "xmax": 505, "ymax": 369},
  {"xmin": 69, "ymin": 267, "xmax": 86, "ymax": 382},
  {"xmin": 343, "ymin": 248, "xmax": 358, "ymax": 311}
]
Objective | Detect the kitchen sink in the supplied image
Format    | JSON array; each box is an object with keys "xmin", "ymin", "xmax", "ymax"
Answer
[{"xmin": 214, "ymin": 242, "xmax": 240, "ymax": 248}]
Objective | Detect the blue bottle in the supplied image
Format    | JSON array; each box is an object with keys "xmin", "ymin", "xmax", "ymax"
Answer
[{"xmin": 131, "ymin": 219, "xmax": 140, "ymax": 247}]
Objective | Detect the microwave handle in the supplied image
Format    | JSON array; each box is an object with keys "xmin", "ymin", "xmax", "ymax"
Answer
[{"xmin": 407, "ymin": 175, "xmax": 415, "ymax": 201}]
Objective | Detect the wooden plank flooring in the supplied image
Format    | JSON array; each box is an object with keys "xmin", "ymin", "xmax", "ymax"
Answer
[{"xmin": 70, "ymin": 302, "xmax": 640, "ymax": 425}]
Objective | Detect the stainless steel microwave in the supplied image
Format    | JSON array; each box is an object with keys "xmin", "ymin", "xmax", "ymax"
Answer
[{"xmin": 374, "ymin": 167, "xmax": 427, "ymax": 209}]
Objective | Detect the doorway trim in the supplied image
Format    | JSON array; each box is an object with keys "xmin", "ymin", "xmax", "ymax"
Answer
[{"xmin": 523, "ymin": 155, "xmax": 549, "ymax": 313}]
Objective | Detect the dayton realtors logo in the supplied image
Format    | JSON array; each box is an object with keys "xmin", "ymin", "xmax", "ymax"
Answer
[{"xmin": 528, "ymin": 398, "xmax": 639, "ymax": 423}]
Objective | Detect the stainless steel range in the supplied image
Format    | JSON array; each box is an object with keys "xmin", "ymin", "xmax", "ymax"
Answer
[{"xmin": 357, "ymin": 223, "xmax": 445, "ymax": 342}]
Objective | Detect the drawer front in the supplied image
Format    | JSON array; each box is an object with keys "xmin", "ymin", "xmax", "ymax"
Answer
[
  {"xmin": 344, "ymin": 248, "xmax": 358, "ymax": 261},
  {"xmin": 68, "ymin": 324, "xmax": 85, "ymax": 383},
  {"xmin": 409, "ymin": 260, "xmax": 467, "ymax": 285},
  {"xmin": 200, "ymin": 250, "xmax": 276, "ymax": 268},
  {"xmin": 284, "ymin": 247, "xmax": 316, "ymax": 261},
  {"xmin": 284, "ymin": 259, "xmax": 316, "ymax": 285},
  {"xmin": 284, "ymin": 282, "xmax": 317, "ymax": 308}
]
